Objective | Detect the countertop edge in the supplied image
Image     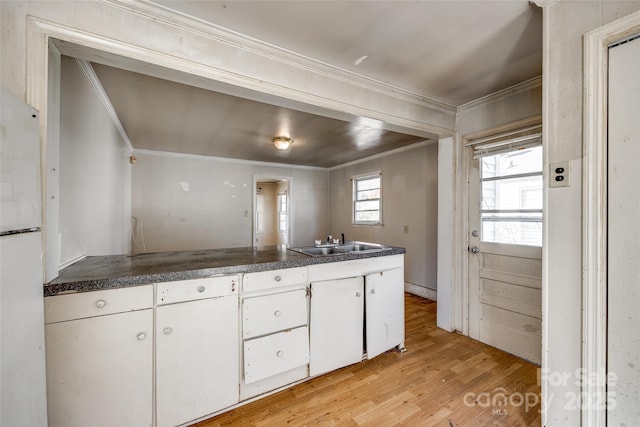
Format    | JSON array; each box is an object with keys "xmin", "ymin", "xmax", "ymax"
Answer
[{"xmin": 44, "ymin": 247, "xmax": 406, "ymax": 296}]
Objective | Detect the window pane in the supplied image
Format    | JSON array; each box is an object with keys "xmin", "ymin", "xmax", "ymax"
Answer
[
  {"xmin": 357, "ymin": 177, "xmax": 380, "ymax": 191},
  {"xmin": 481, "ymin": 146, "xmax": 542, "ymax": 178},
  {"xmin": 481, "ymin": 220, "xmax": 542, "ymax": 246},
  {"xmin": 356, "ymin": 189, "xmax": 380, "ymax": 201},
  {"xmin": 481, "ymin": 175, "xmax": 543, "ymax": 210},
  {"xmin": 355, "ymin": 211, "xmax": 380, "ymax": 223},
  {"xmin": 355, "ymin": 200, "xmax": 380, "ymax": 211}
]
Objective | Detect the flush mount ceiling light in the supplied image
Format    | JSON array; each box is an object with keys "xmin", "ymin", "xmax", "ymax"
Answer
[{"xmin": 273, "ymin": 136, "xmax": 293, "ymax": 150}]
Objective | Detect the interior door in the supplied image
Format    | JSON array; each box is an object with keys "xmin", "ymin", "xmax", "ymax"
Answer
[
  {"xmin": 607, "ymin": 35, "xmax": 639, "ymax": 425},
  {"xmin": 467, "ymin": 135, "xmax": 543, "ymax": 364}
]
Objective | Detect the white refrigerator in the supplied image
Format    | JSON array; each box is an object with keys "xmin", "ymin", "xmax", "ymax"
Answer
[{"xmin": 0, "ymin": 89, "xmax": 48, "ymax": 426}]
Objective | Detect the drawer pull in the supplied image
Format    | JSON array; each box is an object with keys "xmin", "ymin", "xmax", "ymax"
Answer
[
  {"xmin": 197, "ymin": 285, "xmax": 206, "ymax": 293},
  {"xmin": 274, "ymin": 310, "xmax": 282, "ymax": 317},
  {"xmin": 163, "ymin": 327, "xmax": 173, "ymax": 336},
  {"xmin": 371, "ymin": 289, "xmax": 376, "ymax": 294},
  {"xmin": 137, "ymin": 332, "xmax": 147, "ymax": 341},
  {"xmin": 275, "ymin": 276, "xmax": 282, "ymax": 282},
  {"xmin": 276, "ymin": 350, "xmax": 283, "ymax": 358},
  {"xmin": 355, "ymin": 292, "xmax": 361, "ymax": 297},
  {"xmin": 95, "ymin": 300, "xmax": 106, "ymax": 308}
]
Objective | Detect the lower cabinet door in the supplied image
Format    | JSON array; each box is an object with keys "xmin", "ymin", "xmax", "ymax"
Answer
[
  {"xmin": 365, "ymin": 267, "xmax": 405, "ymax": 359},
  {"xmin": 45, "ymin": 309, "xmax": 153, "ymax": 427},
  {"xmin": 156, "ymin": 296, "xmax": 239, "ymax": 427},
  {"xmin": 309, "ymin": 277, "xmax": 364, "ymax": 376},
  {"xmin": 244, "ymin": 326, "xmax": 310, "ymax": 384}
]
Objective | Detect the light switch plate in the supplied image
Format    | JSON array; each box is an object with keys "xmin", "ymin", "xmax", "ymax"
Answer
[{"xmin": 550, "ymin": 161, "xmax": 571, "ymax": 188}]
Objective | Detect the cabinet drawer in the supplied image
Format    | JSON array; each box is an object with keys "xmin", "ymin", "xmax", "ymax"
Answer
[
  {"xmin": 243, "ymin": 289, "xmax": 307, "ymax": 339},
  {"xmin": 243, "ymin": 267, "xmax": 307, "ymax": 292},
  {"xmin": 244, "ymin": 326, "xmax": 309, "ymax": 384},
  {"xmin": 156, "ymin": 276, "xmax": 238, "ymax": 305},
  {"xmin": 44, "ymin": 285, "xmax": 153, "ymax": 324}
]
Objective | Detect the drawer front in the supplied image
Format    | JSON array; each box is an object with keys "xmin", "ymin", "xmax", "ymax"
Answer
[
  {"xmin": 156, "ymin": 276, "xmax": 238, "ymax": 305},
  {"xmin": 243, "ymin": 267, "xmax": 307, "ymax": 292},
  {"xmin": 243, "ymin": 289, "xmax": 307, "ymax": 339},
  {"xmin": 244, "ymin": 326, "xmax": 309, "ymax": 384},
  {"xmin": 44, "ymin": 285, "xmax": 153, "ymax": 324}
]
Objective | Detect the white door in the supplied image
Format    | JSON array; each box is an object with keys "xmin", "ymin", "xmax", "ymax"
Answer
[
  {"xmin": 365, "ymin": 268, "xmax": 405, "ymax": 359},
  {"xmin": 309, "ymin": 277, "xmax": 364, "ymax": 376},
  {"xmin": 156, "ymin": 296, "xmax": 239, "ymax": 427},
  {"xmin": 467, "ymin": 134, "xmax": 543, "ymax": 364},
  {"xmin": 607, "ymin": 35, "xmax": 640, "ymax": 425},
  {"xmin": 45, "ymin": 310, "xmax": 153, "ymax": 427}
]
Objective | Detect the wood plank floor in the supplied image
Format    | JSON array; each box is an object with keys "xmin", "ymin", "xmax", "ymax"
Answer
[{"xmin": 196, "ymin": 294, "xmax": 541, "ymax": 427}]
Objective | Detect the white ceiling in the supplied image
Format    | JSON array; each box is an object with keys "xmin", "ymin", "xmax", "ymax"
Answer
[
  {"xmin": 153, "ymin": 0, "xmax": 542, "ymax": 106},
  {"xmin": 83, "ymin": 1, "xmax": 542, "ymax": 168}
]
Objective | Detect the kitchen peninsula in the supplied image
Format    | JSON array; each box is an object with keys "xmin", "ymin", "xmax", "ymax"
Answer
[{"xmin": 44, "ymin": 245, "xmax": 406, "ymax": 427}]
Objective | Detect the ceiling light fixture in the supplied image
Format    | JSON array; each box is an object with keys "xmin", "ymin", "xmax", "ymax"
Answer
[{"xmin": 273, "ymin": 136, "xmax": 293, "ymax": 150}]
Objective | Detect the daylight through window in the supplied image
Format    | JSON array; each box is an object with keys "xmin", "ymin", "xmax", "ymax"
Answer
[
  {"xmin": 352, "ymin": 173, "xmax": 382, "ymax": 225},
  {"xmin": 480, "ymin": 146, "xmax": 543, "ymax": 246}
]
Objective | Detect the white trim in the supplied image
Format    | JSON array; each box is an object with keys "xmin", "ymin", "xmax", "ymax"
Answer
[
  {"xmin": 74, "ymin": 58, "xmax": 134, "ymax": 152},
  {"xmin": 328, "ymin": 140, "xmax": 434, "ymax": 171},
  {"xmin": 457, "ymin": 76, "xmax": 542, "ymax": 112},
  {"xmin": 131, "ymin": 148, "xmax": 327, "ymax": 171},
  {"xmin": 351, "ymin": 172, "xmax": 383, "ymax": 226},
  {"xmin": 582, "ymin": 11, "xmax": 640, "ymax": 427},
  {"xmin": 107, "ymin": 0, "xmax": 457, "ymax": 115},
  {"xmin": 404, "ymin": 283, "xmax": 437, "ymax": 302}
]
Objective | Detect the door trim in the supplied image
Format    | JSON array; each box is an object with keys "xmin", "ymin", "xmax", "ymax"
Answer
[{"xmin": 582, "ymin": 11, "xmax": 640, "ymax": 427}]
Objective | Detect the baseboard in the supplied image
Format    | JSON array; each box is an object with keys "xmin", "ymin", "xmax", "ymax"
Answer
[{"xmin": 404, "ymin": 282, "xmax": 437, "ymax": 301}]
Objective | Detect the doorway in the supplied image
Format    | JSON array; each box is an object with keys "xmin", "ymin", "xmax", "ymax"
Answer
[
  {"xmin": 607, "ymin": 34, "xmax": 639, "ymax": 425},
  {"xmin": 253, "ymin": 177, "xmax": 291, "ymax": 248},
  {"xmin": 466, "ymin": 124, "xmax": 543, "ymax": 364}
]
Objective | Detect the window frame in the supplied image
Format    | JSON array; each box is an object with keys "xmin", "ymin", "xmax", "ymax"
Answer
[{"xmin": 351, "ymin": 172, "xmax": 383, "ymax": 226}]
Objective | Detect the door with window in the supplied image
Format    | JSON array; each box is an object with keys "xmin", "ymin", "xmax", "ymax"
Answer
[{"xmin": 467, "ymin": 127, "xmax": 543, "ymax": 364}]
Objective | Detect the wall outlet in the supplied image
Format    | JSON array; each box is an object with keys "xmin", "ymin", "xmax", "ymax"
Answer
[{"xmin": 550, "ymin": 161, "xmax": 571, "ymax": 188}]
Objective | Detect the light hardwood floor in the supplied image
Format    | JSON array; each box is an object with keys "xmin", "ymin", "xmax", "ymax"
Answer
[{"xmin": 196, "ymin": 294, "xmax": 541, "ymax": 426}]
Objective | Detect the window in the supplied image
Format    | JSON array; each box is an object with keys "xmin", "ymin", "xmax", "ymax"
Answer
[
  {"xmin": 352, "ymin": 173, "xmax": 382, "ymax": 225},
  {"xmin": 277, "ymin": 192, "xmax": 287, "ymax": 232},
  {"xmin": 479, "ymin": 146, "xmax": 543, "ymax": 246}
]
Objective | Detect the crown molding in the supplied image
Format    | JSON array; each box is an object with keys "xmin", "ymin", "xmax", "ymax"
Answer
[
  {"xmin": 74, "ymin": 58, "xmax": 134, "ymax": 152},
  {"xmin": 456, "ymin": 76, "xmax": 542, "ymax": 113},
  {"xmin": 328, "ymin": 139, "xmax": 435, "ymax": 171},
  {"xmin": 103, "ymin": 0, "xmax": 456, "ymax": 115},
  {"xmin": 529, "ymin": 0, "xmax": 559, "ymax": 7}
]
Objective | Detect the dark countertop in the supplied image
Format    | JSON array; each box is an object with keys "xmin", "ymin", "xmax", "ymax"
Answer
[{"xmin": 45, "ymin": 245, "xmax": 406, "ymax": 296}]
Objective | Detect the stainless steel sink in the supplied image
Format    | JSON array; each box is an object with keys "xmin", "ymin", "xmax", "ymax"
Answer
[
  {"xmin": 335, "ymin": 242, "xmax": 391, "ymax": 252},
  {"xmin": 289, "ymin": 241, "xmax": 392, "ymax": 257},
  {"xmin": 288, "ymin": 246, "xmax": 349, "ymax": 256}
]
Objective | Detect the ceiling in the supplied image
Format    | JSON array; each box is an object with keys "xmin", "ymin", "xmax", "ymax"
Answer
[{"xmin": 86, "ymin": 1, "xmax": 542, "ymax": 168}]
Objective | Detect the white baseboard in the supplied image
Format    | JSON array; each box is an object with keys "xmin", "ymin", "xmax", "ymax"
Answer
[{"xmin": 404, "ymin": 282, "xmax": 437, "ymax": 301}]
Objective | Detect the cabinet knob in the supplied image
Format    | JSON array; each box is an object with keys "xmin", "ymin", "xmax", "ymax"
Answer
[
  {"xmin": 275, "ymin": 276, "xmax": 282, "ymax": 282},
  {"xmin": 95, "ymin": 300, "xmax": 106, "ymax": 308},
  {"xmin": 136, "ymin": 332, "xmax": 147, "ymax": 341},
  {"xmin": 163, "ymin": 327, "xmax": 173, "ymax": 335},
  {"xmin": 355, "ymin": 292, "xmax": 361, "ymax": 297},
  {"xmin": 274, "ymin": 310, "xmax": 281, "ymax": 317},
  {"xmin": 276, "ymin": 350, "xmax": 283, "ymax": 358},
  {"xmin": 197, "ymin": 285, "xmax": 206, "ymax": 293},
  {"xmin": 371, "ymin": 289, "xmax": 376, "ymax": 294}
]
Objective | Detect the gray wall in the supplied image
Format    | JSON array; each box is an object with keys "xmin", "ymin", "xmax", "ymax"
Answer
[
  {"xmin": 543, "ymin": 2, "xmax": 640, "ymax": 425},
  {"xmin": 131, "ymin": 152, "xmax": 328, "ymax": 253},
  {"xmin": 329, "ymin": 143, "xmax": 438, "ymax": 291},
  {"xmin": 59, "ymin": 56, "xmax": 131, "ymax": 266}
]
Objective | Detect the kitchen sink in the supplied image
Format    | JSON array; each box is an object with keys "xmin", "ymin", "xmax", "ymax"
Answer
[
  {"xmin": 289, "ymin": 241, "xmax": 392, "ymax": 257},
  {"xmin": 335, "ymin": 242, "xmax": 391, "ymax": 252},
  {"xmin": 288, "ymin": 246, "xmax": 349, "ymax": 256}
]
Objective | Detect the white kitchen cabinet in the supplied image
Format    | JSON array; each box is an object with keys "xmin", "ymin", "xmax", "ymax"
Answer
[
  {"xmin": 309, "ymin": 276, "xmax": 364, "ymax": 376},
  {"xmin": 156, "ymin": 294, "xmax": 239, "ymax": 427},
  {"xmin": 365, "ymin": 267, "xmax": 405, "ymax": 359},
  {"xmin": 45, "ymin": 309, "xmax": 153, "ymax": 427}
]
